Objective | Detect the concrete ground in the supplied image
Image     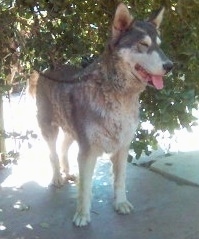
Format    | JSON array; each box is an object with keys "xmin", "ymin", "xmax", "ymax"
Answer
[{"xmin": 1, "ymin": 148, "xmax": 199, "ymax": 239}]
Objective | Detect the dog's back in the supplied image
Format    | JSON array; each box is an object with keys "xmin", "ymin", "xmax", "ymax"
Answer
[{"xmin": 28, "ymin": 65, "xmax": 80, "ymax": 97}]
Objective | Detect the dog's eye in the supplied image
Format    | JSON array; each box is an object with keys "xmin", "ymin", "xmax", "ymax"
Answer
[
  {"xmin": 139, "ymin": 41, "xmax": 149, "ymax": 48},
  {"xmin": 137, "ymin": 41, "xmax": 149, "ymax": 52}
]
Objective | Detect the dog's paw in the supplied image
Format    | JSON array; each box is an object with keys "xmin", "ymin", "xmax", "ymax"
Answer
[
  {"xmin": 66, "ymin": 174, "xmax": 77, "ymax": 183},
  {"xmin": 51, "ymin": 173, "xmax": 64, "ymax": 187},
  {"xmin": 114, "ymin": 200, "xmax": 134, "ymax": 214},
  {"xmin": 73, "ymin": 211, "xmax": 91, "ymax": 227}
]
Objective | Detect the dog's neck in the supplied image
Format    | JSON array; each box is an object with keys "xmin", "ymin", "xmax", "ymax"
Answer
[{"xmin": 87, "ymin": 48, "xmax": 146, "ymax": 95}]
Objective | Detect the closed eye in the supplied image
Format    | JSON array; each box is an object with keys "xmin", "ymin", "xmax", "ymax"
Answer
[
  {"xmin": 139, "ymin": 41, "xmax": 149, "ymax": 47},
  {"xmin": 137, "ymin": 36, "xmax": 152, "ymax": 52}
]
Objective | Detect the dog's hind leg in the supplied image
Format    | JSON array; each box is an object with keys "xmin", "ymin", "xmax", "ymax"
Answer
[
  {"xmin": 59, "ymin": 132, "xmax": 75, "ymax": 181},
  {"xmin": 110, "ymin": 147, "xmax": 134, "ymax": 214},
  {"xmin": 73, "ymin": 145, "xmax": 99, "ymax": 227},
  {"xmin": 40, "ymin": 123, "xmax": 63, "ymax": 187}
]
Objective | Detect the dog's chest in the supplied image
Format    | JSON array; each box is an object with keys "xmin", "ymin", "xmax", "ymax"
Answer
[{"xmin": 86, "ymin": 99, "xmax": 140, "ymax": 153}]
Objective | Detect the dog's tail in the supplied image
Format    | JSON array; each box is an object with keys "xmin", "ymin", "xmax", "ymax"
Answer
[{"xmin": 27, "ymin": 70, "xmax": 39, "ymax": 98}]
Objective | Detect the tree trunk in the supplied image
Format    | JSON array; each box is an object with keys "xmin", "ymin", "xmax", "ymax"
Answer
[{"xmin": 0, "ymin": 93, "xmax": 6, "ymax": 163}]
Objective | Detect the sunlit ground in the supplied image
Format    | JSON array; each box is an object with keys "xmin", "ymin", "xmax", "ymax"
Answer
[
  {"xmin": 1, "ymin": 139, "xmax": 79, "ymax": 188},
  {"xmin": 1, "ymin": 93, "xmax": 199, "ymax": 188}
]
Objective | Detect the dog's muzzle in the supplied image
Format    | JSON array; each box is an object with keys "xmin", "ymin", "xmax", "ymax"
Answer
[{"xmin": 163, "ymin": 61, "xmax": 173, "ymax": 73}]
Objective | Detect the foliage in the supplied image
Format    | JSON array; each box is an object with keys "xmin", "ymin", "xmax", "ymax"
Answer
[
  {"xmin": 0, "ymin": 129, "xmax": 37, "ymax": 165},
  {"xmin": 0, "ymin": 0, "xmax": 199, "ymax": 158}
]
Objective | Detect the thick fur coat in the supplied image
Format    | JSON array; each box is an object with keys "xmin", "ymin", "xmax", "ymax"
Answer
[{"xmin": 29, "ymin": 3, "xmax": 173, "ymax": 226}]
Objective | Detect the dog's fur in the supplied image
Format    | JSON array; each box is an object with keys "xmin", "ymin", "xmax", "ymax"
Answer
[{"xmin": 28, "ymin": 3, "xmax": 173, "ymax": 226}]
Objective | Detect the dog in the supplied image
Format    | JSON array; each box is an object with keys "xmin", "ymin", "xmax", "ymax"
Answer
[{"xmin": 28, "ymin": 3, "xmax": 173, "ymax": 227}]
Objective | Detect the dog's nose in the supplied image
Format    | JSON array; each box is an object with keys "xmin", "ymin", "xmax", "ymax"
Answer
[{"xmin": 163, "ymin": 61, "xmax": 173, "ymax": 73}]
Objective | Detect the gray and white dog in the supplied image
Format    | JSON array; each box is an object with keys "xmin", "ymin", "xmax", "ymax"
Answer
[{"xmin": 29, "ymin": 3, "xmax": 173, "ymax": 227}]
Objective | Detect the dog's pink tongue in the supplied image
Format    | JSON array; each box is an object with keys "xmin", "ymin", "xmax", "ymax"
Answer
[{"xmin": 151, "ymin": 76, "xmax": 164, "ymax": 90}]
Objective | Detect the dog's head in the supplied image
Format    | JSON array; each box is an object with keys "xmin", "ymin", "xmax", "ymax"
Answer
[{"xmin": 110, "ymin": 3, "xmax": 173, "ymax": 90}]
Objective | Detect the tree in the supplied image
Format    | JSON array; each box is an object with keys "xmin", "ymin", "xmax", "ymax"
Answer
[
  {"xmin": 0, "ymin": 91, "xmax": 5, "ymax": 160},
  {"xmin": 0, "ymin": 0, "xmax": 198, "ymax": 158}
]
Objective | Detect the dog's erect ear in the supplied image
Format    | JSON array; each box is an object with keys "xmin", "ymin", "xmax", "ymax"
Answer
[
  {"xmin": 148, "ymin": 7, "xmax": 165, "ymax": 29},
  {"xmin": 112, "ymin": 3, "xmax": 134, "ymax": 41}
]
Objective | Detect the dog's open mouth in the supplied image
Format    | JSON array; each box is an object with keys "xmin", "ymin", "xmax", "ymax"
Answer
[{"xmin": 135, "ymin": 64, "xmax": 164, "ymax": 90}]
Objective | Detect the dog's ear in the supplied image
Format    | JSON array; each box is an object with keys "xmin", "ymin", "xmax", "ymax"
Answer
[
  {"xmin": 148, "ymin": 7, "xmax": 165, "ymax": 29},
  {"xmin": 112, "ymin": 3, "xmax": 134, "ymax": 42}
]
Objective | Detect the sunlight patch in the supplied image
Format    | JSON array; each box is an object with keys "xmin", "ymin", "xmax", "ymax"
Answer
[
  {"xmin": 1, "ymin": 139, "xmax": 79, "ymax": 188},
  {"xmin": 0, "ymin": 223, "xmax": 6, "ymax": 231},
  {"xmin": 26, "ymin": 224, "xmax": 33, "ymax": 230}
]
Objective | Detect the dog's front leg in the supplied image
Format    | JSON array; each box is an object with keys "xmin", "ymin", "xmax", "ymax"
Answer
[
  {"xmin": 111, "ymin": 147, "xmax": 134, "ymax": 214},
  {"xmin": 73, "ymin": 147, "xmax": 98, "ymax": 227}
]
